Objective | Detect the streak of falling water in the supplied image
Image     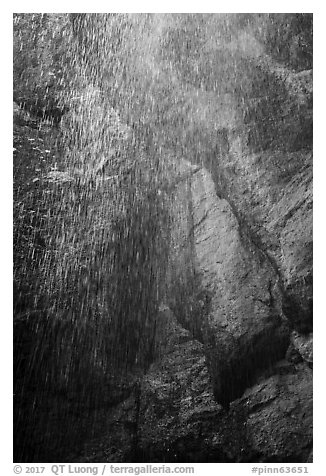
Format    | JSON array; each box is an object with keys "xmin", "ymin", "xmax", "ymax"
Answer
[
  {"xmin": 14, "ymin": 14, "xmax": 176, "ymax": 461},
  {"xmin": 34, "ymin": 15, "xmax": 174, "ymax": 387}
]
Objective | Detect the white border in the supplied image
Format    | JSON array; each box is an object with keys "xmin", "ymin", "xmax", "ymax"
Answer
[{"xmin": 3, "ymin": 5, "xmax": 324, "ymax": 473}]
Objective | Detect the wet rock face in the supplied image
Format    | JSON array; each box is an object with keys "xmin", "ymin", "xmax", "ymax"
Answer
[
  {"xmin": 143, "ymin": 128, "xmax": 312, "ymax": 461},
  {"xmin": 190, "ymin": 168, "xmax": 290, "ymax": 405}
]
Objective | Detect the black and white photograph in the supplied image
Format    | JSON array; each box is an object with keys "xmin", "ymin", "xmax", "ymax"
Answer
[{"xmin": 12, "ymin": 11, "xmax": 313, "ymax": 468}]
